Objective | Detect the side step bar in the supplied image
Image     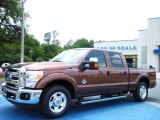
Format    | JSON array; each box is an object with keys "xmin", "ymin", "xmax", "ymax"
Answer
[{"xmin": 80, "ymin": 95, "xmax": 127, "ymax": 105}]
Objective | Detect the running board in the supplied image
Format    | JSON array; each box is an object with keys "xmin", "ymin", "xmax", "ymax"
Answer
[{"xmin": 80, "ymin": 95, "xmax": 127, "ymax": 105}]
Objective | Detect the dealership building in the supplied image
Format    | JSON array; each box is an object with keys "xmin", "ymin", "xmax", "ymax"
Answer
[{"xmin": 94, "ymin": 17, "xmax": 160, "ymax": 71}]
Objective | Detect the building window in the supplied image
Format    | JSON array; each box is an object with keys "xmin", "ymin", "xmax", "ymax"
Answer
[
  {"xmin": 129, "ymin": 46, "xmax": 132, "ymax": 50},
  {"xmin": 133, "ymin": 46, "xmax": 136, "ymax": 50},
  {"xmin": 121, "ymin": 46, "xmax": 125, "ymax": 50},
  {"xmin": 109, "ymin": 47, "xmax": 112, "ymax": 50},
  {"xmin": 117, "ymin": 46, "xmax": 121, "ymax": 50}
]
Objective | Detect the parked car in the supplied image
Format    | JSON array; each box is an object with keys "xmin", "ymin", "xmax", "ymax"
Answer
[{"xmin": 1, "ymin": 48, "xmax": 156, "ymax": 118}]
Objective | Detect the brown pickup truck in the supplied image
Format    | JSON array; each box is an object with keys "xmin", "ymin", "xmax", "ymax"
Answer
[{"xmin": 1, "ymin": 48, "xmax": 156, "ymax": 118}]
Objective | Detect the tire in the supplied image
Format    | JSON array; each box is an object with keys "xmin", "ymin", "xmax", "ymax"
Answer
[
  {"xmin": 39, "ymin": 85, "xmax": 71, "ymax": 118},
  {"xmin": 133, "ymin": 82, "xmax": 148, "ymax": 102}
]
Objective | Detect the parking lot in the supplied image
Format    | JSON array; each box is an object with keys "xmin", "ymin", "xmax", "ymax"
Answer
[
  {"xmin": 0, "ymin": 95, "xmax": 160, "ymax": 120},
  {"xmin": 0, "ymin": 79, "xmax": 160, "ymax": 120}
]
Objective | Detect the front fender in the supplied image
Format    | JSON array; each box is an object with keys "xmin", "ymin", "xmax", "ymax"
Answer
[{"xmin": 35, "ymin": 73, "xmax": 77, "ymax": 90}]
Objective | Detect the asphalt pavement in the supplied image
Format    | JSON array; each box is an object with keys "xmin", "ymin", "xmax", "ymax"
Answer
[{"xmin": 148, "ymin": 79, "xmax": 160, "ymax": 103}]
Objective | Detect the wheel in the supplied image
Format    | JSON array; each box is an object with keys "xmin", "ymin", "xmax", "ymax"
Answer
[
  {"xmin": 39, "ymin": 85, "xmax": 71, "ymax": 118},
  {"xmin": 133, "ymin": 82, "xmax": 148, "ymax": 102}
]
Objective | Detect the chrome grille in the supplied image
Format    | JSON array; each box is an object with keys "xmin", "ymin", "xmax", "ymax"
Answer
[{"xmin": 5, "ymin": 69, "xmax": 19, "ymax": 88}]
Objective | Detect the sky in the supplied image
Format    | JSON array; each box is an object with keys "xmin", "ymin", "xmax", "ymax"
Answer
[{"xmin": 25, "ymin": 0, "xmax": 160, "ymax": 46}]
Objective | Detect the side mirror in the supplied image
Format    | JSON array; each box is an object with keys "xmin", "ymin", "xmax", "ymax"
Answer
[{"xmin": 82, "ymin": 57, "xmax": 99, "ymax": 70}]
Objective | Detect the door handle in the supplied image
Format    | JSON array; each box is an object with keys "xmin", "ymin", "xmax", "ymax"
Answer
[
  {"xmin": 107, "ymin": 71, "xmax": 111, "ymax": 77},
  {"xmin": 124, "ymin": 71, "xmax": 127, "ymax": 75}
]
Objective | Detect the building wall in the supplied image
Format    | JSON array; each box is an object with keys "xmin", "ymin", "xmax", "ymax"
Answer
[
  {"xmin": 94, "ymin": 40, "xmax": 138, "ymax": 55},
  {"xmin": 138, "ymin": 29, "xmax": 148, "ymax": 67},
  {"xmin": 94, "ymin": 40, "xmax": 138, "ymax": 68},
  {"xmin": 138, "ymin": 17, "xmax": 160, "ymax": 71},
  {"xmin": 147, "ymin": 17, "xmax": 160, "ymax": 71},
  {"xmin": 94, "ymin": 17, "xmax": 160, "ymax": 71}
]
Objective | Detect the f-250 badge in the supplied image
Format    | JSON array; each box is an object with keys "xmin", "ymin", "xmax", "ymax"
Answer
[{"xmin": 81, "ymin": 79, "xmax": 87, "ymax": 84}]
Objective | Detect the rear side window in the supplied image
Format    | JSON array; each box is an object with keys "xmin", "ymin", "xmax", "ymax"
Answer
[
  {"xmin": 84, "ymin": 50, "xmax": 107, "ymax": 68},
  {"xmin": 108, "ymin": 52, "xmax": 124, "ymax": 68}
]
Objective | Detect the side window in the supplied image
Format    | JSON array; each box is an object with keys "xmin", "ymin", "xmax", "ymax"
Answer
[
  {"xmin": 84, "ymin": 51, "xmax": 107, "ymax": 68},
  {"xmin": 108, "ymin": 52, "xmax": 124, "ymax": 68}
]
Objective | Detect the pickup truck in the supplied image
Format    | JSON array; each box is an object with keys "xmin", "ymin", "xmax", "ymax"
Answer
[{"xmin": 1, "ymin": 48, "xmax": 156, "ymax": 118}]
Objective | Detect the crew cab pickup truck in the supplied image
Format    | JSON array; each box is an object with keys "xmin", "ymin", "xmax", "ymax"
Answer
[{"xmin": 1, "ymin": 48, "xmax": 156, "ymax": 118}]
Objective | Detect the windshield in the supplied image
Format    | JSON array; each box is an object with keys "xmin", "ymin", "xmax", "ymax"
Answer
[{"xmin": 51, "ymin": 49, "xmax": 88, "ymax": 64}]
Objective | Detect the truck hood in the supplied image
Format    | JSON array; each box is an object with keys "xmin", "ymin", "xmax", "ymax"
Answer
[
  {"xmin": 7, "ymin": 62, "xmax": 34, "ymax": 69},
  {"xmin": 25, "ymin": 62, "xmax": 74, "ymax": 71}
]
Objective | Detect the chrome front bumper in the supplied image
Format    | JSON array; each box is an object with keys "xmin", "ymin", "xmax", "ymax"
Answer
[{"xmin": 1, "ymin": 83, "xmax": 42, "ymax": 105}]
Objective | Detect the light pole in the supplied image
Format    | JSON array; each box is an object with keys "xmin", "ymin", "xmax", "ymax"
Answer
[{"xmin": 20, "ymin": 0, "xmax": 26, "ymax": 63}]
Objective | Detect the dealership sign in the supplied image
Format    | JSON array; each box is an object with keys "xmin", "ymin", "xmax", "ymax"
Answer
[{"xmin": 98, "ymin": 46, "xmax": 137, "ymax": 51}]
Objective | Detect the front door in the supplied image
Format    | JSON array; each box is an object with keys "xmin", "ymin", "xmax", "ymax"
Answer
[{"xmin": 78, "ymin": 50, "xmax": 110, "ymax": 96}]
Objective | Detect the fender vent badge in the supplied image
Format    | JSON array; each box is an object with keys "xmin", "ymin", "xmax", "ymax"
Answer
[{"xmin": 81, "ymin": 79, "xmax": 87, "ymax": 85}]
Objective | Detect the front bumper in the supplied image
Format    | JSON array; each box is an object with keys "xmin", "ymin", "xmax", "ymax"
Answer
[{"xmin": 1, "ymin": 83, "xmax": 42, "ymax": 105}]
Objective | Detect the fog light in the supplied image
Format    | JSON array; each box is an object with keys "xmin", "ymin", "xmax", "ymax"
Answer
[{"xmin": 20, "ymin": 93, "xmax": 30, "ymax": 100}]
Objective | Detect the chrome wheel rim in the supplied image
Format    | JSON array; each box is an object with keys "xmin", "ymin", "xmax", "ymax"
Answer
[
  {"xmin": 49, "ymin": 92, "xmax": 67, "ymax": 113},
  {"xmin": 140, "ymin": 86, "xmax": 147, "ymax": 99}
]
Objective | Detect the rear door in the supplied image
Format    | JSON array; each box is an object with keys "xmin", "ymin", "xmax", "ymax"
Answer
[{"xmin": 108, "ymin": 52, "xmax": 129, "ymax": 92}]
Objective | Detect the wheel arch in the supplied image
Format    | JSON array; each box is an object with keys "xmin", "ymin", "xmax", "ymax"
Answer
[
  {"xmin": 138, "ymin": 77, "xmax": 150, "ymax": 88},
  {"xmin": 36, "ymin": 73, "xmax": 78, "ymax": 99},
  {"xmin": 42, "ymin": 80, "xmax": 75, "ymax": 99}
]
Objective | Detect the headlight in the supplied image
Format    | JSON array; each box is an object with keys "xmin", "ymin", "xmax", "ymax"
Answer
[{"xmin": 25, "ymin": 71, "xmax": 43, "ymax": 88}]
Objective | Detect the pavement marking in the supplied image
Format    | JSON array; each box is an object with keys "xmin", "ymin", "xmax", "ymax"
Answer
[{"xmin": 1, "ymin": 95, "xmax": 160, "ymax": 120}]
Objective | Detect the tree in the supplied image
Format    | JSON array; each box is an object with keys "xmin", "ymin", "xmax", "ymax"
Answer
[
  {"xmin": 0, "ymin": 0, "xmax": 47, "ymax": 65},
  {"xmin": 44, "ymin": 32, "xmax": 51, "ymax": 45},
  {"xmin": 43, "ymin": 30, "xmax": 61, "ymax": 60},
  {"xmin": 52, "ymin": 30, "xmax": 59, "ymax": 45},
  {"xmin": 64, "ymin": 39, "xmax": 74, "ymax": 49},
  {"xmin": 24, "ymin": 34, "xmax": 45, "ymax": 62},
  {"xmin": 67, "ymin": 38, "xmax": 94, "ymax": 48},
  {"xmin": 35, "ymin": 57, "xmax": 44, "ymax": 62},
  {"xmin": 0, "ymin": 0, "xmax": 29, "ymax": 42}
]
